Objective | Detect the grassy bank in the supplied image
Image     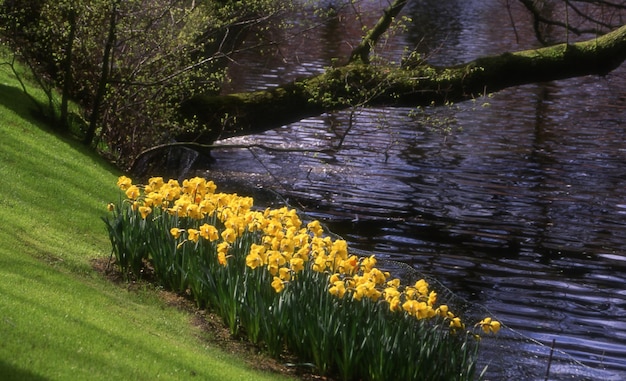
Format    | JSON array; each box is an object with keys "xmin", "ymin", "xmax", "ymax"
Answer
[{"xmin": 0, "ymin": 62, "xmax": 293, "ymax": 380}]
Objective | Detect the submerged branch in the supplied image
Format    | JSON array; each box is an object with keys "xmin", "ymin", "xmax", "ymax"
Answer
[{"xmin": 129, "ymin": 141, "xmax": 336, "ymax": 173}]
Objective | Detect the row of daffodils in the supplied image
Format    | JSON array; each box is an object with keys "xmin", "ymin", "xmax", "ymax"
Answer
[{"xmin": 104, "ymin": 176, "xmax": 500, "ymax": 381}]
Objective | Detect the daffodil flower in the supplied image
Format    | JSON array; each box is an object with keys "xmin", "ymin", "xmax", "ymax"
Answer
[
  {"xmin": 221, "ymin": 227, "xmax": 237, "ymax": 243},
  {"xmin": 199, "ymin": 223, "xmax": 219, "ymax": 241},
  {"xmin": 170, "ymin": 228, "xmax": 182, "ymax": 239},
  {"xmin": 271, "ymin": 277, "xmax": 285, "ymax": 293},
  {"xmin": 290, "ymin": 257, "xmax": 304, "ymax": 273},
  {"xmin": 125, "ymin": 185, "xmax": 140, "ymax": 200},
  {"xmin": 138, "ymin": 206, "xmax": 151, "ymax": 219},
  {"xmin": 246, "ymin": 252, "xmax": 263, "ymax": 270},
  {"xmin": 217, "ymin": 251, "xmax": 227, "ymax": 266},
  {"xmin": 329, "ymin": 280, "xmax": 346, "ymax": 298},
  {"xmin": 187, "ymin": 228, "xmax": 200, "ymax": 243},
  {"xmin": 477, "ymin": 317, "xmax": 501, "ymax": 334},
  {"xmin": 117, "ymin": 175, "xmax": 132, "ymax": 190}
]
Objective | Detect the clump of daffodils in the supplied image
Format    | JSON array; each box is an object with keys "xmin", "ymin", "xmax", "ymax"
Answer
[{"xmin": 106, "ymin": 175, "xmax": 500, "ymax": 381}]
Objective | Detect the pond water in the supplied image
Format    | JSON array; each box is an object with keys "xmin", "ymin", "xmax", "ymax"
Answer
[{"xmin": 201, "ymin": 1, "xmax": 626, "ymax": 379}]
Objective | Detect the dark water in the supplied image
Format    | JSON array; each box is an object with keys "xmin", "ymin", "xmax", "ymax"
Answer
[{"xmin": 206, "ymin": 1, "xmax": 626, "ymax": 379}]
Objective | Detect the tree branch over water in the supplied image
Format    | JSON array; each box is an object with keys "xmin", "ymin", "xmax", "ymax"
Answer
[
  {"xmin": 179, "ymin": 24, "xmax": 626, "ymax": 144},
  {"xmin": 349, "ymin": 0, "xmax": 408, "ymax": 64}
]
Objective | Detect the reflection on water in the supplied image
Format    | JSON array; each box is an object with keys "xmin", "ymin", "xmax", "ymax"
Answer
[{"xmin": 207, "ymin": 1, "xmax": 626, "ymax": 379}]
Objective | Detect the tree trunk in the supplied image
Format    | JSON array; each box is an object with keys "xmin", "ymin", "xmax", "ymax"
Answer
[
  {"xmin": 84, "ymin": 0, "xmax": 120, "ymax": 146},
  {"xmin": 59, "ymin": 8, "xmax": 76, "ymax": 130},
  {"xmin": 178, "ymin": 24, "xmax": 626, "ymax": 145}
]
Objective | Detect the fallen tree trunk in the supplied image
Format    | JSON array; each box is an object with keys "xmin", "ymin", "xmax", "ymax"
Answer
[{"xmin": 178, "ymin": 24, "xmax": 626, "ymax": 144}]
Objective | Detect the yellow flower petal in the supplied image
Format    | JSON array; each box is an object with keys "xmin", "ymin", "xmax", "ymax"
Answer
[{"xmin": 271, "ymin": 277, "xmax": 285, "ymax": 293}]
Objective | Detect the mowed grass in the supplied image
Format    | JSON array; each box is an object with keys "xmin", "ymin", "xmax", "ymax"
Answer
[{"xmin": 0, "ymin": 62, "xmax": 292, "ymax": 381}]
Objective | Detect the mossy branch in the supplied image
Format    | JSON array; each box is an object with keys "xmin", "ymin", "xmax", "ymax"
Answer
[
  {"xmin": 179, "ymin": 24, "xmax": 626, "ymax": 145},
  {"xmin": 349, "ymin": 0, "xmax": 409, "ymax": 64}
]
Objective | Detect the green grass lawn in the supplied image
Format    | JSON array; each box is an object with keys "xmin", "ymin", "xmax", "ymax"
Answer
[{"xmin": 0, "ymin": 60, "xmax": 293, "ymax": 381}]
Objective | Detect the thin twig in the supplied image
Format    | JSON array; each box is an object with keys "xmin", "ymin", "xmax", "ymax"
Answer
[{"xmin": 544, "ymin": 338, "xmax": 556, "ymax": 381}]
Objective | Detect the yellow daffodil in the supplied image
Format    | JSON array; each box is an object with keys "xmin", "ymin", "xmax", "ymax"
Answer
[
  {"xmin": 353, "ymin": 281, "xmax": 375, "ymax": 301},
  {"xmin": 221, "ymin": 228, "xmax": 237, "ymax": 244},
  {"xmin": 225, "ymin": 217, "xmax": 247, "ymax": 235},
  {"xmin": 290, "ymin": 257, "xmax": 305, "ymax": 273},
  {"xmin": 402, "ymin": 300, "xmax": 417, "ymax": 315},
  {"xmin": 428, "ymin": 290, "xmax": 437, "ymax": 306},
  {"xmin": 450, "ymin": 317, "xmax": 465, "ymax": 330},
  {"xmin": 249, "ymin": 243, "xmax": 267, "ymax": 262},
  {"xmin": 366, "ymin": 287, "xmax": 382, "ymax": 301},
  {"xmin": 339, "ymin": 255, "xmax": 358, "ymax": 275},
  {"xmin": 199, "ymin": 199, "xmax": 216, "ymax": 216},
  {"xmin": 267, "ymin": 251, "xmax": 286, "ymax": 276},
  {"xmin": 477, "ymin": 317, "xmax": 501, "ymax": 334},
  {"xmin": 418, "ymin": 304, "xmax": 436, "ymax": 319},
  {"xmin": 246, "ymin": 251, "xmax": 263, "ymax": 270},
  {"xmin": 389, "ymin": 296, "xmax": 401, "ymax": 312},
  {"xmin": 186, "ymin": 203, "xmax": 202, "ymax": 219},
  {"xmin": 170, "ymin": 228, "xmax": 182, "ymax": 239},
  {"xmin": 278, "ymin": 267, "xmax": 291, "ymax": 281},
  {"xmin": 187, "ymin": 228, "xmax": 200, "ymax": 243},
  {"xmin": 312, "ymin": 255, "xmax": 328, "ymax": 273},
  {"xmin": 329, "ymin": 280, "xmax": 346, "ymax": 298},
  {"xmin": 383, "ymin": 286, "xmax": 400, "ymax": 302},
  {"xmin": 205, "ymin": 180, "xmax": 217, "ymax": 194},
  {"xmin": 125, "ymin": 185, "xmax": 141, "ymax": 200},
  {"xmin": 295, "ymin": 245, "xmax": 310, "ymax": 259},
  {"xmin": 367, "ymin": 268, "xmax": 387, "ymax": 285},
  {"xmin": 436, "ymin": 305, "xmax": 455, "ymax": 319},
  {"xmin": 245, "ymin": 211, "xmax": 264, "ymax": 232},
  {"xmin": 148, "ymin": 177, "xmax": 164, "ymax": 191},
  {"xmin": 215, "ymin": 193, "xmax": 230, "ymax": 208},
  {"xmin": 415, "ymin": 279, "xmax": 429, "ymax": 296},
  {"xmin": 162, "ymin": 183, "xmax": 181, "ymax": 201},
  {"xmin": 143, "ymin": 196, "xmax": 154, "ymax": 207},
  {"xmin": 330, "ymin": 239, "xmax": 348, "ymax": 259},
  {"xmin": 360, "ymin": 255, "xmax": 377, "ymax": 272},
  {"xmin": 490, "ymin": 320, "xmax": 502, "ymax": 334},
  {"xmin": 217, "ymin": 251, "xmax": 227, "ymax": 266},
  {"xmin": 404, "ymin": 286, "xmax": 417, "ymax": 300},
  {"xmin": 264, "ymin": 221, "xmax": 282, "ymax": 236},
  {"xmin": 271, "ymin": 276, "xmax": 285, "ymax": 293},
  {"xmin": 307, "ymin": 220, "xmax": 324, "ymax": 237},
  {"xmin": 280, "ymin": 237, "xmax": 295, "ymax": 254},
  {"xmin": 403, "ymin": 300, "xmax": 430, "ymax": 317},
  {"xmin": 138, "ymin": 206, "xmax": 152, "ymax": 219},
  {"xmin": 182, "ymin": 178, "xmax": 197, "ymax": 195},
  {"xmin": 217, "ymin": 242, "xmax": 230, "ymax": 259},
  {"xmin": 169, "ymin": 196, "xmax": 190, "ymax": 217},
  {"xmin": 117, "ymin": 175, "xmax": 132, "ymax": 190},
  {"xmin": 199, "ymin": 223, "xmax": 219, "ymax": 241}
]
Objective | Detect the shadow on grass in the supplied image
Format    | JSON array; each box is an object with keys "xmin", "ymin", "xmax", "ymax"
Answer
[
  {"xmin": 0, "ymin": 359, "xmax": 49, "ymax": 381},
  {"xmin": 0, "ymin": 82, "xmax": 88, "ymax": 140},
  {"xmin": 0, "ymin": 83, "xmax": 51, "ymax": 126}
]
